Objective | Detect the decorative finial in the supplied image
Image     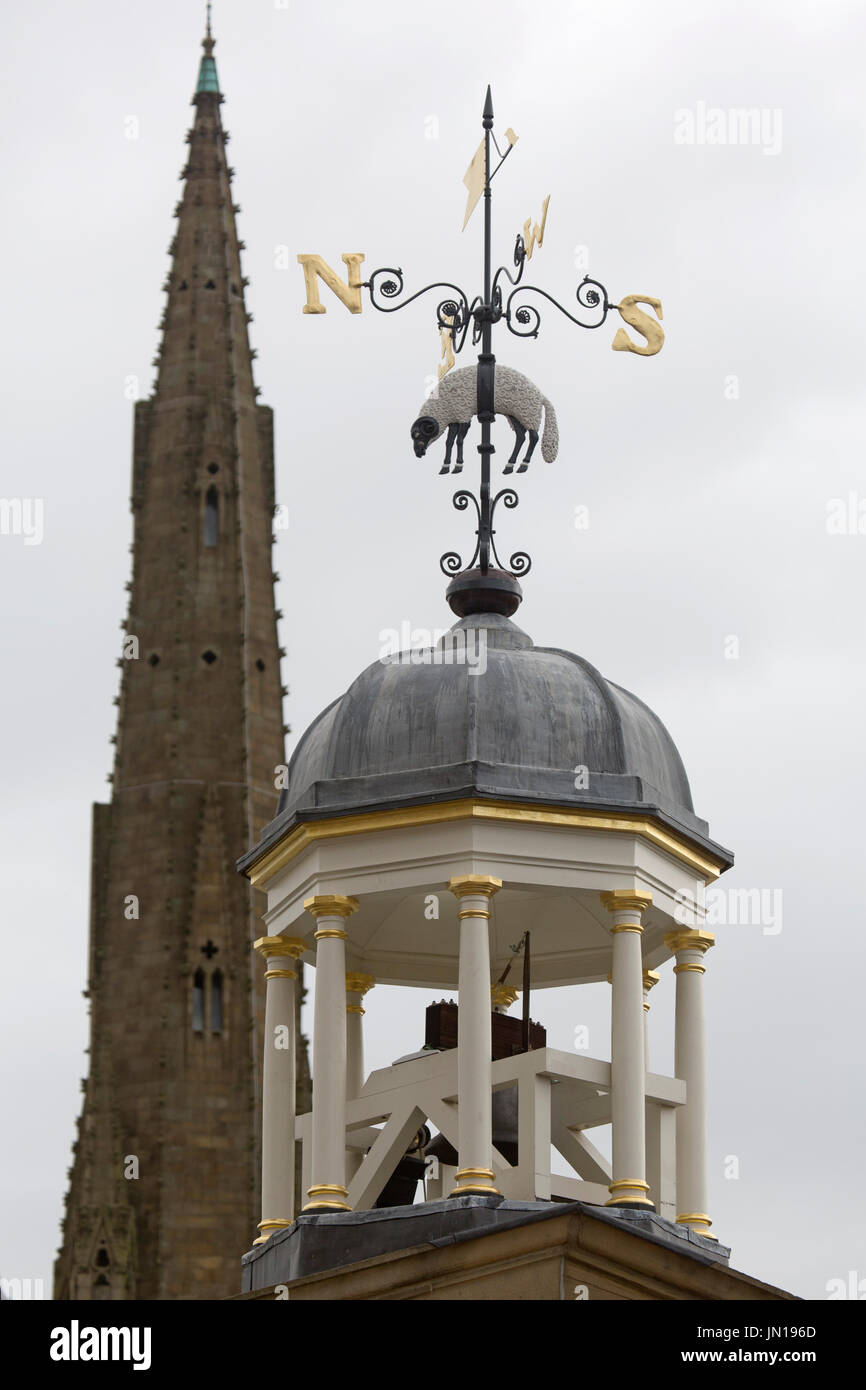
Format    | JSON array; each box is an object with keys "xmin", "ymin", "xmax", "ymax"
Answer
[
  {"xmin": 197, "ymin": 2, "xmax": 219, "ymax": 91},
  {"xmin": 203, "ymin": 2, "xmax": 215, "ymax": 56}
]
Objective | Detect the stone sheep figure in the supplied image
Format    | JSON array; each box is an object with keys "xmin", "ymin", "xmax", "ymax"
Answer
[{"xmin": 410, "ymin": 364, "xmax": 559, "ymax": 474}]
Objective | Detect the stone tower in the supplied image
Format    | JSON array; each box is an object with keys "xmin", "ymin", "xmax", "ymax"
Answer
[{"xmin": 54, "ymin": 20, "xmax": 302, "ymax": 1301}]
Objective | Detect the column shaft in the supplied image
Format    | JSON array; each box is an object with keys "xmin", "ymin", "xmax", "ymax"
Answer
[
  {"xmin": 448, "ymin": 875, "xmax": 502, "ymax": 1197},
  {"xmin": 303, "ymin": 894, "xmax": 358, "ymax": 1212},
  {"xmin": 252, "ymin": 937, "xmax": 306, "ymax": 1244},
  {"xmin": 345, "ymin": 973, "xmax": 375, "ymax": 1183},
  {"xmin": 666, "ymin": 929, "xmax": 715, "ymax": 1239},
  {"xmin": 602, "ymin": 890, "xmax": 654, "ymax": 1209}
]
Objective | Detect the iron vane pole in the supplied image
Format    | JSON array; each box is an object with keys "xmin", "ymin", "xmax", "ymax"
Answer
[{"xmin": 478, "ymin": 87, "xmax": 495, "ymax": 572}]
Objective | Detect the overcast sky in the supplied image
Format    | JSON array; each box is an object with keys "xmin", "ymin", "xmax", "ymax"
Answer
[{"xmin": 1, "ymin": 0, "xmax": 864, "ymax": 1300}]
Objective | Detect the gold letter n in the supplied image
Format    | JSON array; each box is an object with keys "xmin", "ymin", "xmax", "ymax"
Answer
[{"xmin": 297, "ymin": 253, "xmax": 365, "ymax": 314}]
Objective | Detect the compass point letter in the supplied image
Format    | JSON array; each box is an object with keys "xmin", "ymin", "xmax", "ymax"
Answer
[{"xmin": 297, "ymin": 253, "xmax": 365, "ymax": 314}]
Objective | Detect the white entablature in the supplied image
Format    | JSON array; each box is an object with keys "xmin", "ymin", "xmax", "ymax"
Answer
[{"xmin": 252, "ymin": 799, "xmax": 721, "ymax": 989}]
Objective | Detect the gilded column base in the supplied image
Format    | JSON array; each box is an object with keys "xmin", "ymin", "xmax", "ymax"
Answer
[
  {"xmin": 606, "ymin": 1178, "xmax": 655, "ymax": 1209},
  {"xmin": 251, "ymin": 1218, "xmax": 292, "ymax": 1246},
  {"xmin": 302, "ymin": 1183, "xmax": 351, "ymax": 1213},
  {"xmin": 449, "ymin": 1167, "xmax": 500, "ymax": 1198},
  {"xmin": 677, "ymin": 1211, "xmax": 717, "ymax": 1240}
]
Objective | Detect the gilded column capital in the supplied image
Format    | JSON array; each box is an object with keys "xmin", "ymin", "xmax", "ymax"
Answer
[
  {"xmin": 600, "ymin": 889, "xmax": 653, "ymax": 916},
  {"xmin": 447, "ymin": 874, "xmax": 503, "ymax": 900},
  {"xmin": 303, "ymin": 894, "xmax": 359, "ymax": 920},
  {"xmin": 664, "ymin": 929, "xmax": 715, "ymax": 955},
  {"xmin": 346, "ymin": 972, "xmax": 375, "ymax": 1010},
  {"xmin": 254, "ymin": 935, "xmax": 308, "ymax": 961},
  {"xmin": 642, "ymin": 969, "xmax": 661, "ymax": 992}
]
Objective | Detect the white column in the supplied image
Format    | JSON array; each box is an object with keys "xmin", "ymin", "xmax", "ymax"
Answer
[
  {"xmin": 665, "ymin": 929, "xmax": 716, "ymax": 1239},
  {"xmin": 302, "ymin": 894, "xmax": 358, "ymax": 1212},
  {"xmin": 448, "ymin": 874, "xmax": 502, "ymax": 1197},
  {"xmin": 252, "ymin": 935, "xmax": 307, "ymax": 1244},
  {"xmin": 601, "ymin": 890, "xmax": 654, "ymax": 1208},
  {"xmin": 345, "ymin": 972, "xmax": 375, "ymax": 1182},
  {"xmin": 642, "ymin": 968, "xmax": 660, "ymax": 1068}
]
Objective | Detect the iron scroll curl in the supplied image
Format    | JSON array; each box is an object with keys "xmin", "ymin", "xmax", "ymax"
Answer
[
  {"xmin": 505, "ymin": 275, "xmax": 613, "ymax": 339},
  {"xmin": 363, "ymin": 267, "xmax": 474, "ymax": 354},
  {"xmin": 438, "ymin": 486, "xmax": 532, "ymax": 579}
]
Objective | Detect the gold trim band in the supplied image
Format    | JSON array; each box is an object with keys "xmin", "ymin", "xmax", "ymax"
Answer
[
  {"xmin": 346, "ymin": 1004, "xmax": 365, "ymax": 1015},
  {"xmin": 252, "ymin": 1218, "xmax": 292, "ymax": 1245},
  {"xmin": 677, "ymin": 1212, "xmax": 717, "ymax": 1239},
  {"xmin": 450, "ymin": 1167, "xmax": 500, "ymax": 1196},
  {"xmin": 246, "ymin": 802, "xmax": 725, "ymax": 888},
  {"xmin": 265, "ymin": 968, "xmax": 298, "ymax": 980},
  {"xmin": 607, "ymin": 1177, "xmax": 654, "ymax": 1208},
  {"xmin": 303, "ymin": 1183, "xmax": 351, "ymax": 1212},
  {"xmin": 673, "ymin": 962, "xmax": 706, "ymax": 974},
  {"xmin": 458, "ymin": 908, "xmax": 491, "ymax": 920},
  {"xmin": 610, "ymin": 923, "xmax": 643, "ymax": 934},
  {"xmin": 314, "ymin": 928, "xmax": 348, "ymax": 941}
]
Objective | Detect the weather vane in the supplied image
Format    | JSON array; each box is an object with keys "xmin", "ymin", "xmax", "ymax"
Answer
[{"xmin": 297, "ymin": 88, "xmax": 664, "ymax": 605}]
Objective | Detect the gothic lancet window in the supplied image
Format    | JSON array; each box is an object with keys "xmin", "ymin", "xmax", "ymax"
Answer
[
  {"xmin": 204, "ymin": 485, "xmax": 219, "ymax": 546},
  {"xmin": 192, "ymin": 968, "xmax": 205, "ymax": 1033},
  {"xmin": 211, "ymin": 970, "xmax": 224, "ymax": 1036}
]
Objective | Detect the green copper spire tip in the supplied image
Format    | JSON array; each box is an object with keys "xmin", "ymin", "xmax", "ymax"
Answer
[{"xmin": 196, "ymin": 4, "xmax": 220, "ymax": 95}]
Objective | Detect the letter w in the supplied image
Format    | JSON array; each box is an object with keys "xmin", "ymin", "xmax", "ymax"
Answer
[{"xmin": 523, "ymin": 196, "xmax": 550, "ymax": 259}]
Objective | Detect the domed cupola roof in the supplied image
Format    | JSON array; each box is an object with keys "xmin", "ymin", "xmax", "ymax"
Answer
[{"xmin": 251, "ymin": 610, "xmax": 732, "ymax": 869}]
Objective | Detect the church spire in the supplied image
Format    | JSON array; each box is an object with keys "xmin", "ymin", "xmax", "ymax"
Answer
[{"xmin": 55, "ymin": 17, "xmax": 296, "ymax": 1301}]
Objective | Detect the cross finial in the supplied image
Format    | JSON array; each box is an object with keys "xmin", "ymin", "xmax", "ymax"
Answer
[{"xmin": 201, "ymin": 939, "xmax": 219, "ymax": 959}]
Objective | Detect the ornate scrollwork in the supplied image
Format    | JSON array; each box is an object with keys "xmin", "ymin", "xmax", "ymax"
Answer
[
  {"xmin": 364, "ymin": 267, "xmax": 473, "ymax": 354},
  {"xmin": 507, "ymin": 550, "xmax": 532, "ymax": 576},
  {"xmin": 439, "ymin": 550, "xmax": 465, "ymax": 577},
  {"xmin": 505, "ymin": 274, "xmax": 612, "ymax": 339},
  {"xmin": 491, "ymin": 233, "xmax": 527, "ymax": 306},
  {"xmin": 438, "ymin": 486, "xmax": 531, "ymax": 578}
]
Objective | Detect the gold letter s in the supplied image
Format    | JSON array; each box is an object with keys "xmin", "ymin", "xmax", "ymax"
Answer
[{"xmin": 611, "ymin": 294, "xmax": 664, "ymax": 356}]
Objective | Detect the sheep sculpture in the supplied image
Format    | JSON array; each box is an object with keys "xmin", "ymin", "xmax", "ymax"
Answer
[{"xmin": 410, "ymin": 364, "xmax": 559, "ymax": 474}]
